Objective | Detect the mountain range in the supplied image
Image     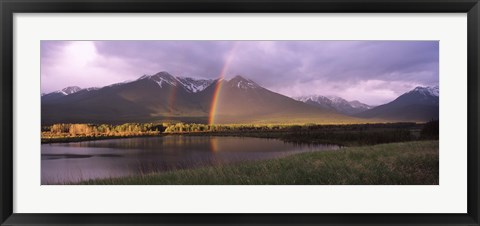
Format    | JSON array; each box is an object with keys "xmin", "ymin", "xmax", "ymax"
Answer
[
  {"xmin": 41, "ymin": 71, "xmax": 439, "ymax": 125},
  {"xmin": 295, "ymin": 95, "xmax": 373, "ymax": 115}
]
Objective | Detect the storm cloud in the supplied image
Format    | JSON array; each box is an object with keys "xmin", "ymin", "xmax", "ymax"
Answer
[{"xmin": 41, "ymin": 40, "xmax": 438, "ymax": 105}]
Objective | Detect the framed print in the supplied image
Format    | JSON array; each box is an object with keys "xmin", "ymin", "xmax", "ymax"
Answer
[{"xmin": 1, "ymin": 0, "xmax": 479, "ymax": 225}]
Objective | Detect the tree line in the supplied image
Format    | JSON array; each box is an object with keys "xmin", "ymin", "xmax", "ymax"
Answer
[
  {"xmin": 43, "ymin": 123, "xmax": 166, "ymax": 138},
  {"xmin": 42, "ymin": 121, "xmax": 438, "ymax": 146}
]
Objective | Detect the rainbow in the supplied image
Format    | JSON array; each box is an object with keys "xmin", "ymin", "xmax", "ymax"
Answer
[
  {"xmin": 208, "ymin": 43, "xmax": 238, "ymax": 125},
  {"xmin": 209, "ymin": 137, "xmax": 219, "ymax": 152}
]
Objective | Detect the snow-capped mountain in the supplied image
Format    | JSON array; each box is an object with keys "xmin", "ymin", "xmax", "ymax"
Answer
[
  {"xmin": 43, "ymin": 86, "xmax": 82, "ymax": 97},
  {"xmin": 296, "ymin": 95, "xmax": 372, "ymax": 115},
  {"xmin": 228, "ymin": 75, "xmax": 261, "ymax": 90},
  {"xmin": 137, "ymin": 71, "xmax": 213, "ymax": 93},
  {"xmin": 59, "ymin": 86, "xmax": 82, "ymax": 95},
  {"xmin": 43, "ymin": 72, "xmax": 214, "ymax": 101},
  {"xmin": 41, "ymin": 72, "xmax": 356, "ymax": 125},
  {"xmin": 356, "ymin": 86, "xmax": 439, "ymax": 122},
  {"xmin": 176, "ymin": 77, "xmax": 214, "ymax": 93},
  {"xmin": 408, "ymin": 86, "xmax": 439, "ymax": 97},
  {"xmin": 387, "ymin": 85, "xmax": 439, "ymax": 107},
  {"xmin": 138, "ymin": 72, "xmax": 178, "ymax": 88},
  {"xmin": 296, "ymin": 95, "xmax": 331, "ymax": 104},
  {"xmin": 349, "ymin": 100, "xmax": 372, "ymax": 110},
  {"xmin": 41, "ymin": 86, "xmax": 82, "ymax": 102}
]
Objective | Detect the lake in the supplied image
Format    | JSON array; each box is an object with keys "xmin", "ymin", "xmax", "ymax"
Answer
[{"xmin": 41, "ymin": 136, "xmax": 340, "ymax": 184}]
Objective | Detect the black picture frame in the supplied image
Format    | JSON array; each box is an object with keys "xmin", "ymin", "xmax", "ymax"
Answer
[{"xmin": 1, "ymin": 0, "xmax": 479, "ymax": 225}]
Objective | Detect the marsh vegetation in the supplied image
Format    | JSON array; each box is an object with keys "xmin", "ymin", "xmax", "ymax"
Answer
[{"xmin": 76, "ymin": 141, "xmax": 439, "ymax": 185}]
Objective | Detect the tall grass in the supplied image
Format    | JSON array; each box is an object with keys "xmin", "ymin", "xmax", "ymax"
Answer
[{"xmin": 77, "ymin": 140, "xmax": 438, "ymax": 185}]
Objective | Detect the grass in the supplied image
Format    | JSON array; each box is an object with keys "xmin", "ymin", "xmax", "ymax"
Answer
[{"xmin": 76, "ymin": 140, "xmax": 438, "ymax": 185}]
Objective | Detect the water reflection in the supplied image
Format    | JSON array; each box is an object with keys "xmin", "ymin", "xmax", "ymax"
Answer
[{"xmin": 41, "ymin": 136, "xmax": 339, "ymax": 184}]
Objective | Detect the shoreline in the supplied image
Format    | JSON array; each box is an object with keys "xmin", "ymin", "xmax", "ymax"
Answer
[
  {"xmin": 41, "ymin": 133, "xmax": 164, "ymax": 144},
  {"xmin": 41, "ymin": 132, "xmax": 418, "ymax": 148},
  {"xmin": 41, "ymin": 122, "xmax": 429, "ymax": 146}
]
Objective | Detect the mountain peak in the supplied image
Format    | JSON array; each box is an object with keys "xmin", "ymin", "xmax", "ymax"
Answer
[
  {"xmin": 153, "ymin": 71, "xmax": 174, "ymax": 78},
  {"xmin": 138, "ymin": 71, "xmax": 178, "ymax": 88},
  {"xmin": 411, "ymin": 86, "xmax": 439, "ymax": 97},
  {"xmin": 136, "ymin": 71, "xmax": 214, "ymax": 92},
  {"xmin": 229, "ymin": 75, "xmax": 260, "ymax": 90},
  {"xmin": 60, "ymin": 86, "xmax": 82, "ymax": 95},
  {"xmin": 356, "ymin": 85, "xmax": 439, "ymax": 121},
  {"xmin": 138, "ymin": 71, "xmax": 175, "ymax": 80},
  {"xmin": 230, "ymin": 75, "xmax": 248, "ymax": 81}
]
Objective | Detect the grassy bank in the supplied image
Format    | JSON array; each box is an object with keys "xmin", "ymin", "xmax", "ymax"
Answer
[{"xmin": 77, "ymin": 140, "xmax": 438, "ymax": 185}]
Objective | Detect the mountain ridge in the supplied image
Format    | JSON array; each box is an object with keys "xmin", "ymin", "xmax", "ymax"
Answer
[
  {"xmin": 41, "ymin": 72, "xmax": 361, "ymax": 125},
  {"xmin": 41, "ymin": 71, "xmax": 438, "ymax": 125},
  {"xmin": 355, "ymin": 86, "xmax": 439, "ymax": 122},
  {"xmin": 295, "ymin": 95, "xmax": 373, "ymax": 115}
]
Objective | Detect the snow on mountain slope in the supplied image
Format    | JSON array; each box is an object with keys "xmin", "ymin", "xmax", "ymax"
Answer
[
  {"xmin": 54, "ymin": 86, "xmax": 82, "ymax": 95},
  {"xmin": 138, "ymin": 72, "xmax": 178, "ymax": 88},
  {"xmin": 409, "ymin": 86, "xmax": 439, "ymax": 97},
  {"xmin": 176, "ymin": 77, "xmax": 214, "ymax": 93},
  {"xmin": 45, "ymin": 72, "xmax": 214, "ymax": 98},
  {"xmin": 138, "ymin": 71, "xmax": 213, "ymax": 93},
  {"xmin": 228, "ymin": 75, "xmax": 261, "ymax": 90},
  {"xmin": 83, "ymin": 87, "xmax": 100, "ymax": 91},
  {"xmin": 295, "ymin": 95, "xmax": 372, "ymax": 115},
  {"xmin": 349, "ymin": 100, "xmax": 373, "ymax": 110}
]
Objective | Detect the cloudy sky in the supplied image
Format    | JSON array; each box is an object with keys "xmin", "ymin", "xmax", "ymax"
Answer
[{"xmin": 41, "ymin": 40, "xmax": 438, "ymax": 105}]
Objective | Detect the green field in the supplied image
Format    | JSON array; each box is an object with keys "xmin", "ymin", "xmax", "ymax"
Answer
[{"xmin": 76, "ymin": 140, "xmax": 438, "ymax": 185}]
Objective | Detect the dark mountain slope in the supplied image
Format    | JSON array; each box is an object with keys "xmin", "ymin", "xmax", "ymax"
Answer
[
  {"xmin": 42, "ymin": 72, "xmax": 365, "ymax": 125},
  {"xmin": 355, "ymin": 86, "xmax": 439, "ymax": 122}
]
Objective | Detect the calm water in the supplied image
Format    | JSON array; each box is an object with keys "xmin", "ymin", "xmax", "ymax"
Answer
[{"xmin": 41, "ymin": 136, "xmax": 340, "ymax": 184}]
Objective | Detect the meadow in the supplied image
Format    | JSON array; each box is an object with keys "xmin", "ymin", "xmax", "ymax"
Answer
[{"xmin": 76, "ymin": 140, "xmax": 438, "ymax": 185}]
